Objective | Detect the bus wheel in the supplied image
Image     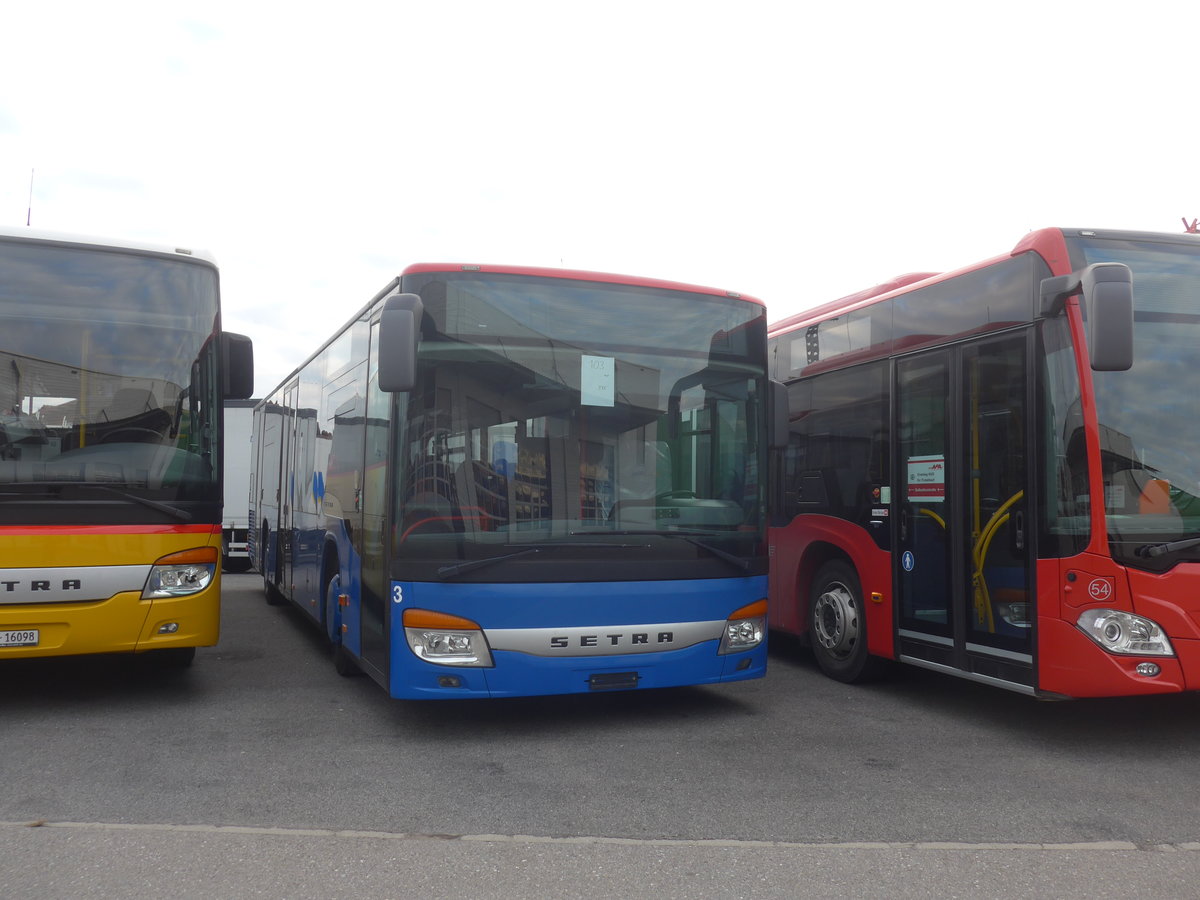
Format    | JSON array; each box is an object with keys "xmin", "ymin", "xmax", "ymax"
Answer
[
  {"xmin": 809, "ymin": 560, "xmax": 882, "ymax": 683},
  {"xmin": 262, "ymin": 525, "xmax": 285, "ymax": 606},
  {"xmin": 264, "ymin": 579, "xmax": 286, "ymax": 606},
  {"xmin": 144, "ymin": 646, "xmax": 196, "ymax": 669},
  {"xmin": 332, "ymin": 643, "xmax": 362, "ymax": 677},
  {"xmin": 323, "ymin": 562, "xmax": 362, "ymax": 678}
]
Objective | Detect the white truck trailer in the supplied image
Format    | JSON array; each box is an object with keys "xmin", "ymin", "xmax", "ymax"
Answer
[{"xmin": 222, "ymin": 398, "xmax": 257, "ymax": 571}]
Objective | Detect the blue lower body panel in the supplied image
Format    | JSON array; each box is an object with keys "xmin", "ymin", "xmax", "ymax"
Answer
[{"xmin": 385, "ymin": 576, "xmax": 768, "ymax": 700}]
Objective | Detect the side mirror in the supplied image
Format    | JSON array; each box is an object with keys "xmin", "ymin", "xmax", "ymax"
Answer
[
  {"xmin": 1040, "ymin": 262, "xmax": 1133, "ymax": 372},
  {"xmin": 221, "ymin": 332, "xmax": 255, "ymax": 399},
  {"xmin": 1082, "ymin": 263, "xmax": 1133, "ymax": 372},
  {"xmin": 377, "ymin": 292, "xmax": 424, "ymax": 392},
  {"xmin": 769, "ymin": 379, "xmax": 789, "ymax": 450}
]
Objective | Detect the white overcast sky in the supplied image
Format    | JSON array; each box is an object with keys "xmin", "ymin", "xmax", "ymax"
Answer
[{"xmin": 2, "ymin": 0, "xmax": 1196, "ymax": 397}]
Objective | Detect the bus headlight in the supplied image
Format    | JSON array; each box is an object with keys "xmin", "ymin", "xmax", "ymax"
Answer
[
  {"xmin": 403, "ymin": 608, "xmax": 494, "ymax": 667},
  {"xmin": 1076, "ymin": 609, "xmax": 1174, "ymax": 657},
  {"xmin": 142, "ymin": 547, "xmax": 218, "ymax": 598},
  {"xmin": 719, "ymin": 599, "xmax": 767, "ymax": 654}
]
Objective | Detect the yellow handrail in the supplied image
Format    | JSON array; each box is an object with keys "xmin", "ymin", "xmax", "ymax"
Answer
[{"xmin": 971, "ymin": 490, "xmax": 1024, "ymax": 632}]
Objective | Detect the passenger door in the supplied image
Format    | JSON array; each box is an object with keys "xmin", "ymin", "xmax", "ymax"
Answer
[
  {"xmin": 358, "ymin": 319, "xmax": 392, "ymax": 678},
  {"xmin": 895, "ymin": 334, "xmax": 1034, "ymax": 689}
]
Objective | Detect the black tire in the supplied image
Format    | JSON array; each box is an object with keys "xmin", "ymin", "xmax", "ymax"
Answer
[
  {"xmin": 144, "ymin": 646, "xmax": 196, "ymax": 669},
  {"xmin": 264, "ymin": 579, "xmax": 287, "ymax": 606},
  {"xmin": 319, "ymin": 547, "xmax": 338, "ymax": 636},
  {"xmin": 322, "ymin": 548, "xmax": 362, "ymax": 677},
  {"xmin": 262, "ymin": 524, "xmax": 286, "ymax": 606},
  {"xmin": 808, "ymin": 560, "xmax": 885, "ymax": 683},
  {"xmin": 223, "ymin": 555, "xmax": 252, "ymax": 574},
  {"xmin": 332, "ymin": 642, "xmax": 363, "ymax": 677}
]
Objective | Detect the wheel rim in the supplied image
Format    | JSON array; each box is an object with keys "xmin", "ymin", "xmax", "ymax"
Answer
[{"xmin": 812, "ymin": 580, "xmax": 860, "ymax": 661}]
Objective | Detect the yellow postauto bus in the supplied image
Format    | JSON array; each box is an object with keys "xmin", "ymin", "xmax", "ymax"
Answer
[{"xmin": 0, "ymin": 227, "xmax": 252, "ymax": 666}]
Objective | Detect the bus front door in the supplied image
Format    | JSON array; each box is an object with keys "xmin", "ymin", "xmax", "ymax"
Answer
[
  {"xmin": 895, "ymin": 335, "xmax": 1034, "ymax": 691},
  {"xmin": 357, "ymin": 318, "xmax": 391, "ymax": 681}
]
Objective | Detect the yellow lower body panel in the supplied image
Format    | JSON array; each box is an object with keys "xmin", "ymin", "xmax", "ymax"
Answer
[
  {"xmin": 0, "ymin": 525, "xmax": 222, "ymax": 660},
  {"xmin": 0, "ymin": 586, "xmax": 220, "ymax": 658}
]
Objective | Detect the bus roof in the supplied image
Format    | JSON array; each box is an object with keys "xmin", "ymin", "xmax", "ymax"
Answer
[
  {"xmin": 0, "ymin": 224, "xmax": 217, "ymax": 267},
  {"xmin": 401, "ymin": 262, "xmax": 764, "ymax": 307},
  {"xmin": 768, "ymin": 271, "xmax": 942, "ymax": 338},
  {"xmin": 768, "ymin": 226, "xmax": 1200, "ymax": 339}
]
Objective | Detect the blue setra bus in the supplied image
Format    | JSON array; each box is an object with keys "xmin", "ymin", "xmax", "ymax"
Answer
[{"xmin": 249, "ymin": 263, "xmax": 782, "ymax": 699}]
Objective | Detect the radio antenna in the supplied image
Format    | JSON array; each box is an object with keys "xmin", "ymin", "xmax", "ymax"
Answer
[{"xmin": 26, "ymin": 169, "xmax": 34, "ymax": 226}]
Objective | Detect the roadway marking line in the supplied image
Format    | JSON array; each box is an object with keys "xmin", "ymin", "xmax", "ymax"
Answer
[{"xmin": 5, "ymin": 821, "xmax": 1198, "ymax": 852}]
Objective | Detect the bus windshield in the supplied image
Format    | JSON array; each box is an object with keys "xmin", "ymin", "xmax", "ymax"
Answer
[
  {"xmin": 394, "ymin": 271, "xmax": 767, "ymax": 577},
  {"xmin": 1074, "ymin": 236, "xmax": 1200, "ymax": 567},
  {"xmin": 0, "ymin": 239, "xmax": 223, "ymax": 517}
]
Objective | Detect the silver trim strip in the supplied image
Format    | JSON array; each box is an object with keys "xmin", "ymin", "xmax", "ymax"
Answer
[
  {"xmin": 899, "ymin": 655, "xmax": 1037, "ymax": 696},
  {"xmin": 486, "ymin": 620, "xmax": 726, "ymax": 657},
  {"xmin": 965, "ymin": 642, "xmax": 1033, "ymax": 663},
  {"xmin": 0, "ymin": 566, "xmax": 151, "ymax": 604},
  {"xmin": 898, "ymin": 628, "xmax": 953, "ymax": 647}
]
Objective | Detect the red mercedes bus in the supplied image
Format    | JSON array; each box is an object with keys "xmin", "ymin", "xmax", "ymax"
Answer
[{"xmin": 768, "ymin": 227, "xmax": 1200, "ymax": 698}]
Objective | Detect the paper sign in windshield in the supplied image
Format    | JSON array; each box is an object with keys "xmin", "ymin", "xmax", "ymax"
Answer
[
  {"xmin": 581, "ymin": 355, "xmax": 615, "ymax": 407},
  {"xmin": 907, "ymin": 455, "xmax": 945, "ymax": 501}
]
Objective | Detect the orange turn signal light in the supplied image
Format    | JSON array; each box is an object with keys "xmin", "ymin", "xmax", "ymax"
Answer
[
  {"xmin": 402, "ymin": 608, "xmax": 482, "ymax": 630},
  {"xmin": 728, "ymin": 598, "xmax": 768, "ymax": 620},
  {"xmin": 153, "ymin": 546, "xmax": 219, "ymax": 566}
]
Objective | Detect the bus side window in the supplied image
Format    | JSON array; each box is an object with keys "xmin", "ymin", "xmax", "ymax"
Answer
[{"xmin": 795, "ymin": 469, "xmax": 836, "ymax": 511}]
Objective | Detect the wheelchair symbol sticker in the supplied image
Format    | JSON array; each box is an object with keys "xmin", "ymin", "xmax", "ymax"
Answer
[{"xmin": 902, "ymin": 551, "xmax": 915, "ymax": 572}]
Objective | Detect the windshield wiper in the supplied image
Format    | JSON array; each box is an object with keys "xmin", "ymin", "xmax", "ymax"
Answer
[
  {"xmin": 589, "ymin": 529, "xmax": 717, "ymax": 537},
  {"xmin": 8, "ymin": 482, "xmax": 193, "ymax": 522},
  {"xmin": 79, "ymin": 484, "xmax": 193, "ymax": 522},
  {"xmin": 437, "ymin": 548, "xmax": 542, "ymax": 579},
  {"xmin": 1136, "ymin": 536, "xmax": 1200, "ymax": 559},
  {"xmin": 580, "ymin": 532, "xmax": 748, "ymax": 573},
  {"xmin": 683, "ymin": 537, "xmax": 752, "ymax": 573},
  {"xmin": 435, "ymin": 541, "xmax": 653, "ymax": 580}
]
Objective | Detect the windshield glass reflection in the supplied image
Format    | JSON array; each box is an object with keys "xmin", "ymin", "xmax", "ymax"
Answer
[
  {"xmin": 393, "ymin": 272, "xmax": 767, "ymax": 572},
  {"xmin": 0, "ymin": 241, "xmax": 221, "ymax": 503},
  {"xmin": 1076, "ymin": 237, "xmax": 1200, "ymax": 565}
]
